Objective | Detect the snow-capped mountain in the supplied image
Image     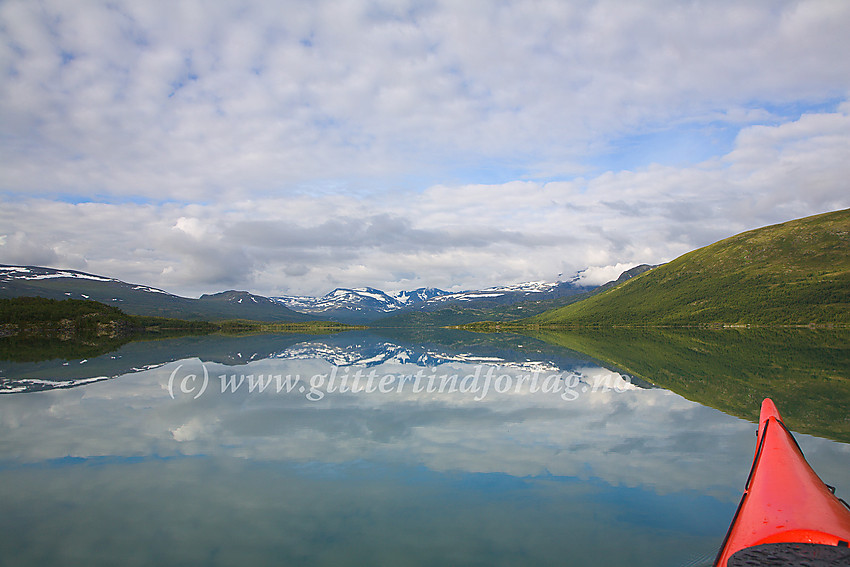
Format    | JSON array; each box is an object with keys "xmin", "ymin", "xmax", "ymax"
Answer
[
  {"xmin": 390, "ymin": 287, "xmax": 451, "ymax": 305},
  {"xmin": 422, "ymin": 281, "xmax": 561, "ymax": 303},
  {"xmin": 275, "ymin": 287, "xmax": 403, "ymax": 315},
  {"xmin": 273, "ymin": 286, "xmax": 454, "ymax": 318},
  {"xmin": 273, "ymin": 279, "xmax": 594, "ymax": 323}
]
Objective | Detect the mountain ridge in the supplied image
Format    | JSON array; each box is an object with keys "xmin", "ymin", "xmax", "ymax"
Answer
[
  {"xmin": 273, "ymin": 279, "xmax": 597, "ymax": 323},
  {"xmin": 1, "ymin": 264, "xmax": 607, "ymax": 324},
  {"xmin": 0, "ymin": 265, "xmax": 311, "ymax": 322}
]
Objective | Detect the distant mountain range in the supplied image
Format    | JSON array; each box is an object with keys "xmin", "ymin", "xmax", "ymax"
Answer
[
  {"xmin": 0, "ymin": 263, "xmax": 634, "ymax": 324},
  {"xmin": 271, "ymin": 279, "xmax": 599, "ymax": 323}
]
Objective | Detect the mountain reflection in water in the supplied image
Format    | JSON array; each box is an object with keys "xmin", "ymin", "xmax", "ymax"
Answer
[{"xmin": 0, "ymin": 329, "xmax": 848, "ymax": 566}]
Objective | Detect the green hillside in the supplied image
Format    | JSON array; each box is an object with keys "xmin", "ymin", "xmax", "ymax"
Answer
[{"xmin": 531, "ymin": 209, "xmax": 850, "ymax": 326}]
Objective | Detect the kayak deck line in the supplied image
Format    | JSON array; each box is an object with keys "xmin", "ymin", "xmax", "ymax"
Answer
[{"xmin": 713, "ymin": 398, "xmax": 850, "ymax": 567}]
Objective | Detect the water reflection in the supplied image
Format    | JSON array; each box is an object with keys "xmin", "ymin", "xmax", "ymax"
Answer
[
  {"xmin": 526, "ymin": 327, "xmax": 850, "ymax": 442},
  {"xmin": 1, "ymin": 329, "xmax": 848, "ymax": 567}
]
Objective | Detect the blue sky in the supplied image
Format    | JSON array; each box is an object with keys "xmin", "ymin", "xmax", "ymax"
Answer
[{"xmin": 1, "ymin": 0, "xmax": 849, "ymax": 296}]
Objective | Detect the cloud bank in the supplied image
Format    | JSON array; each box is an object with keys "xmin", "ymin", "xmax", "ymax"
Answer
[{"xmin": 1, "ymin": 0, "xmax": 849, "ymax": 296}]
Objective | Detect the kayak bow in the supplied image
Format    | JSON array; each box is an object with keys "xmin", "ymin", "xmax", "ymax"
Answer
[{"xmin": 714, "ymin": 398, "xmax": 850, "ymax": 566}]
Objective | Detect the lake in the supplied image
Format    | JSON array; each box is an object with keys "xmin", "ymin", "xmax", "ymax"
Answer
[{"xmin": 1, "ymin": 328, "xmax": 849, "ymax": 566}]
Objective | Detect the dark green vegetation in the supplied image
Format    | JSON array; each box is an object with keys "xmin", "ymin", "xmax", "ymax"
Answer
[
  {"xmin": 0, "ymin": 297, "xmax": 357, "ymax": 362},
  {"xmin": 3, "ymin": 295, "xmax": 130, "ymax": 325},
  {"xmin": 1, "ymin": 297, "xmax": 207, "ymax": 362},
  {"xmin": 528, "ymin": 209, "xmax": 850, "ymax": 326},
  {"xmin": 526, "ymin": 327, "xmax": 850, "ymax": 442}
]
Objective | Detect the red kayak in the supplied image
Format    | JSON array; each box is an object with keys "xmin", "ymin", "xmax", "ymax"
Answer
[{"xmin": 714, "ymin": 398, "xmax": 850, "ymax": 566}]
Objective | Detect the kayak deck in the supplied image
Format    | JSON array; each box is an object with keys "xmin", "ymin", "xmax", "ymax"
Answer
[
  {"xmin": 727, "ymin": 542, "xmax": 850, "ymax": 566},
  {"xmin": 714, "ymin": 399, "xmax": 850, "ymax": 566}
]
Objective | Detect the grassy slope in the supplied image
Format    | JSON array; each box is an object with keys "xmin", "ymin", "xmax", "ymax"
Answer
[{"xmin": 531, "ymin": 209, "xmax": 850, "ymax": 326}]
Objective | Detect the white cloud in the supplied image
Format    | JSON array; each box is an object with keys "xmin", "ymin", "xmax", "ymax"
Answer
[
  {"xmin": 0, "ymin": 1, "xmax": 848, "ymax": 295},
  {"xmin": 3, "ymin": 0, "xmax": 850, "ymax": 196},
  {"xmin": 577, "ymin": 263, "xmax": 639, "ymax": 286}
]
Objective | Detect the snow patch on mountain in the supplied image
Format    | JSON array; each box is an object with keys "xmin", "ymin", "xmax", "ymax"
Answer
[
  {"xmin": 132, "ymin": 285, "xmax": 171, "ymax": 295},
  {"xmin": 274, "ymin": 287, "xmax": 407, "ymax": 314},
  {"xmin": 0, "ymin": 265, "xmax": 177, "ymax": 296},
  {"xmin": 272, "ymin": 279, "xmax": 582, "ymax": 316},
  {"xmin": 0, "ymin": 265, "xmax": 116, "ymax": 283},
  {"xmin": 481, "ymin": 281, "xmax": 559, "ymax": 293}
]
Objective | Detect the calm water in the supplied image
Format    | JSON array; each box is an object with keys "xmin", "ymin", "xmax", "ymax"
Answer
[{"xmin": 1, "ymin": 330, "xmax": 849, "ymax": 567}]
